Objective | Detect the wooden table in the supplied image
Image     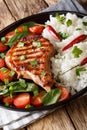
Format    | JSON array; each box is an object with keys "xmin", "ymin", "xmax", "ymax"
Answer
[{"xmin": 0, "ymin": 0, "xmax": 87, "ymax": 130}]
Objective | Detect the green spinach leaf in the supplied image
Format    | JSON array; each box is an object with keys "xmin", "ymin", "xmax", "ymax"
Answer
[
  {"xmin": 0, "ymin": 52, "xmax": 6, "ymax": 59},
  {"xmin": 42, "ymin": 88, "xmax": 61, "ymax": 105},
  {"xmin": 22, "ymin": 21, "xmax": 40, "ymax": 27},
  {"xmin": 0, "ymin": 79, "xmax": 38, "ymax": 96},
  {"xmin": 7, "ymin": 32, "xmax": 29, "ymax": 47}
]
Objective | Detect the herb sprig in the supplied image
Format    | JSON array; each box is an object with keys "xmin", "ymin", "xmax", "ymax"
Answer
[{"xmin": 72, "ymin": 46, "xmax": 83, "ymax": 58}]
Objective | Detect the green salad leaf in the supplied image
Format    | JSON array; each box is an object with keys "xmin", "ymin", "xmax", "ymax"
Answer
[
  {"xmin": 0, "ymin": 52, "xmax": 6, "ymax": 59},
  {"xmin": 0, "ymin": 67, "xmax": 8, "ymax": 73},
  {"xmin": 42, "ymin": 88, "xmax": 61, "ymax": 105},
  {"xmin": 22, "ymin": 21, "xmax": 39, "ymax": 27},
  {"xmin": 7, "ymin": 32, "xmax": 29, "ymax": 47},
  {"xmin": 6, "ymin": 22, "xmax": 44, "ymax": 48},
  {"xmin": 0, "ymin": 79, "xmax": 39, "ymax": 96},
  {"xmin": 9, "ymin": 70, "xmax": 15, "ymax": 77},
  {"xmin": 4, "ymin": 79, "xmax": 9, "ymax": 85},
  {"xmin": 0, "ymin": 87, "xmax": 8, "ymax": 95}
]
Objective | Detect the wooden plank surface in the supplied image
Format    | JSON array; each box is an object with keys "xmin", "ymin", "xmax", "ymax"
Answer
[
  {"xmin": 0, "ymin": 0, "xmax": 87, "ymax": 130},
  {"xmin": 0, "ymin": 0, "xmax": 15, "ymax": 30},
  {"xmin": 26, "ymin": 95, "xmax": 87, "ymax": 130},
  {"xmin": 66, "ymin": 95, "xmax": 87, "ymax": 130},
  {"xmin": 27, "ymin": 108, "xmax": 75, "ymax": 130},
  {"xmin": 4, "ymin": 0, "xmax": 47, "ymax": 20},
  {"xmin": 45, "ymin": 0, "xmax": 60, "ymax": 6}
]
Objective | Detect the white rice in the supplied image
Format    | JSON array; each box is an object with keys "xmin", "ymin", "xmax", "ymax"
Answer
[{"xmin": 42, "ymin": 12, "xmax": 87, "ymax": 94}]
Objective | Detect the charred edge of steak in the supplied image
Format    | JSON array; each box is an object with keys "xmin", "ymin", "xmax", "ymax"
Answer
[{"xmin": 20, "ymin": 34, "xmax": 42, "ymax": 42}]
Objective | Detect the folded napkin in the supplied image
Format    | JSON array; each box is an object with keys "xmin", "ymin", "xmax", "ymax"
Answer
[
  {"xmin": 0, "ymin": 0, "xmax": 87, "ymax": 130},
  {"xmin": 0, "ymin": 108, "xmax": 55, "ymax": 130},
  {"xmin": 42, "ymin": 0, "xmax": 87, "ymax": 14}
]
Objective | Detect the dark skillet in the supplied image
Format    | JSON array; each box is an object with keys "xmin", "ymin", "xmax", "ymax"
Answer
[{"xmin": 0, "ymin": 11, "xmax": 87, "ymax": 112}]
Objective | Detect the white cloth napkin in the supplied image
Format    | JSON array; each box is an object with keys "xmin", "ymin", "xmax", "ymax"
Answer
[
  {"xmin": 0, "ymin": 0, "xmax": 87, "ymax": 130},
  {"xmin": 0, "ymin": 108, "xmax": 54, "ymax": 130}
]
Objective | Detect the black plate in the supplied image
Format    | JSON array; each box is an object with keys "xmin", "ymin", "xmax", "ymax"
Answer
[{"xmin": 0, "ymin": 11, "xmax": 87, "ymax": 112}]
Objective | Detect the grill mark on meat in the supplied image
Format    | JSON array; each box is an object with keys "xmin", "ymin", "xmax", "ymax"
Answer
[
  {"xmin": 20, "ymin": 34, "xmax": 42, "ymax": 42},
  {"xmin": 12, "ymin": 54, "xmax": 50, "ymax": 71},
  {"xmin": 14, "ymin": 42, "xmax": 50, "ymax": 51},
  {"xmin": 13, "ymin": 42, "xmax": 50, "ymax": 59},
  {"xmin": 13, "ymin": 47, "xmax": 49, "ymax": 57},
  {"xmin": 13, "ymin": 60, "xmax": 48, "ymax": 73},
  {"xmin": 14, "ymin": 45, "xmax": 32, "ymax": 51},
  {"xmin": 13, "ymin": 52, "xmax": 43, "ymax": 60},
  {"xmin": 5, "ymin": 34, "xmax": 56, "ymax": 92}
]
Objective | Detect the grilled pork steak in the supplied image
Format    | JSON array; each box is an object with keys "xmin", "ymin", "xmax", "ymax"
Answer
[{"xmin": 5, "ymin": 34, "xmax": 56, "ymax": 92}]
